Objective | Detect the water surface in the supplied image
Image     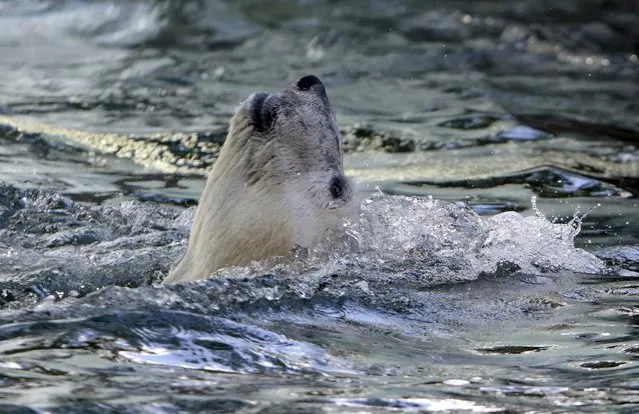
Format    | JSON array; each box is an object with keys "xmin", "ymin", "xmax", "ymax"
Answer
[{"xmin": 0, "ymin": 0, "xmax": 638, "ymax": 412}]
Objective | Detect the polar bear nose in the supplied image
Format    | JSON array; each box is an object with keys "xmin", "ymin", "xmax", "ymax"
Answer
[{"xmin": 296, "ymin": 75, "xmax": 324, "ymax": 91}]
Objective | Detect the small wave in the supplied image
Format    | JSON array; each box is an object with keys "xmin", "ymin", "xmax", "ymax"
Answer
[
  {"xmin": 332, "ymin": 397, "xmax": 502, "ymax": 412},
  {"xmin": 119, "ymin": 312, "xmax": 357, "ymax": 375},
  {"xmin": 0, "ymin": 0, "xmax": 260, "ymax": 49},
  {"xmin": 0, "ymin": 1, "xmax": 164, "ymax": 47},
  {"xmin": 0, "ymin": 310, "xmax": 357, "ymax": 375}
]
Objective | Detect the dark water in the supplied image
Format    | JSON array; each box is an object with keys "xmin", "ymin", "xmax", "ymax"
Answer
[{"xmin": 1, "ymin": 0, "xmax": 638, "ymax": 412}]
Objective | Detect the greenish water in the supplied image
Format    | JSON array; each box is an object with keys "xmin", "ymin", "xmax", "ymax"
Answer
[{"xmin": 0, "ymin": 1, "xmax": 638, "ymax": 412}]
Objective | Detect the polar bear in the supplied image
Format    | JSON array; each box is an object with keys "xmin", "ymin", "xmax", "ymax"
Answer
[{"xmin": 163, "ymin": 75, "xmax": 359, "ymax": 283}]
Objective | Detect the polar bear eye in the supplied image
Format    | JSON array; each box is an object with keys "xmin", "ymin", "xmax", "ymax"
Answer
[
  {"xmin": 329, "ymin": 175, "xmax": 345, "ymax": 199},
  {"xmin": 250, "ymin": 92, "xmax": 277, "ymax": 133}
]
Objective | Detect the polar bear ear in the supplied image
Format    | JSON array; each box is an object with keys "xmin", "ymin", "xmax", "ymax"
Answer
[{"xmin": 250, "ymin": 92, "xmax": 277, "ymax": 133}]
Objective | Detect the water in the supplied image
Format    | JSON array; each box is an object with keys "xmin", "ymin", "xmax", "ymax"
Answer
[{"xmin": 1, "ymin": 0, "xmax": 638, "ymax": 412}]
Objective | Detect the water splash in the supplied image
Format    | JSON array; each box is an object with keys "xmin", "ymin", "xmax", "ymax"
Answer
[
  {"xmin": 0, "ymin": 183, "xmax": 607, "ymax": 314},
  {"xmin": 315, "ymin": 193, "xmax": 604, "ymax": 282}
]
